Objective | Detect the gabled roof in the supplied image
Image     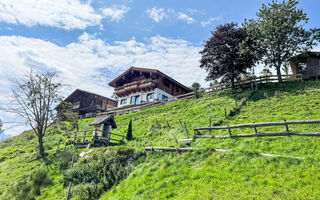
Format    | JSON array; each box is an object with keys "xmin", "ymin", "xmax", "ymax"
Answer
[
  {"xmin": 108, "ymin": 66, "xmax": 192, "ymax": 92},
  {"xmin": 89, "ymin": 115, "xmax": 117, "ymax": 128},
  {"xmin": 64, "ymin": 89, "xmax": 118, "ymax": 103},
  {"xmin": 289, "ymin": 51, "xmax": 320, "ymax": 61}
]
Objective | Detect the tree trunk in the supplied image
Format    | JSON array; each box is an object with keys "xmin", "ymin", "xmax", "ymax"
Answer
[
  {"xmin": 231, "ymin": 73, "xmax": 235, "ymax": 90},
  {"xmin": 38, "ymin": 136, "xmax": 46, "ymax": 158},
  {"xmin": 277, "ymin": 59, "xmax": 283, "ymax": 83}
]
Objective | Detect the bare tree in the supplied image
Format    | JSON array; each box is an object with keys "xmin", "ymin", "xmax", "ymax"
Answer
[
  {"xmin": 7, "ymin": 70, "xmax": 63, "ymax": 158},
  {"xmin": 0, "ymin": 118, "xmax": 3, "ymax": 133}
]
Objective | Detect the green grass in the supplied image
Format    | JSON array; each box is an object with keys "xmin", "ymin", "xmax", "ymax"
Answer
[{"xmin": 2, "ymin": 80, "xmax": 320, "ymax": 199}]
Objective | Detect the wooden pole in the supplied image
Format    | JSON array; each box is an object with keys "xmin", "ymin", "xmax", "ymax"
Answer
[
  {"xmin": 179, "ymin": 120, "xmax": 184, "ymax": 128},
  {"xmin": 195, "ymin": 131, "xmax": 320, "ymax": 138},
  {"xmin": 145, "ymin": 147, "xmax": 205, "ymax": 152},
  {"xmin": 66, "ymin": 156, "xmax": 75, "ymax": 200},
  {"xmin": 166, "ymin": 121, "xmax": 170, "ymax": 128},
  {"xmin": 209, "ymin": 116, "xmax": 212, "ymax": 134},
  {"xmin": 184, "ymin": 122, "xmax": 189, "ymax": 136},
  {"xmin": 194, "ymin": 120, "xmax": 320, "ymax": 131},
  {"xmin": 83, "ymin": 131, "xmax": 86, "ymax": 143}
]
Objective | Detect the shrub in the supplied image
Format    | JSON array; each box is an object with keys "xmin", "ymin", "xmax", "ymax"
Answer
[
  {"xmin": 126, "ymin": 119, "xmax": 133, "ymax": 141},
  {"xmin": 62, "ymin": 149, "xmax": 145, "ymax": 200}
]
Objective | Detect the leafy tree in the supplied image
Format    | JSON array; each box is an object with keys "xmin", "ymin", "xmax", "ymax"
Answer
[
  {"xmin": 244, "ymin": 0, "xmax": 320, "ymax": 82},
  {"xmin": 7, "ymin": 70, "xmax": 63, "ymax": 158},
  {"xmin": 111, "ymin": 92, "xmax": 118, "ymax": 100},
  {"xmin": 126, "ymin": 119, "xmax": 133, "ymax": 141},
  {"xmin": 191, "ymin": 82, "xmax": 201, "ymax": 91},
  {"xmin": 260, "ymin": 67, "xmax": 273, "ymax": 77},
  {"xmin": 56, "ymin": 101, "xmax": 80, "ymax": 131},
  {"xmin": 209, "ymin": 80, "xmax": 219, "ymax": 87},
  {"xmin": 200, "ymin": 23, "xmax": 258, "ymax": 89}
]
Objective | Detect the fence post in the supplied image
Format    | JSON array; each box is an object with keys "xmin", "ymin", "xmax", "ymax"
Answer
[
  {"xmin": 227, "ymin": 125, "xmax": 232, "ymax": 137},
  {"xmin": 184, "ymin": 122, "xmax": 189, "ymax": 136},
  {"xmin": 284, "ymin": 119, "xmax": 289, "ymax": 132},
  {"xmin": 83, "ymin": 131, "xmax": 86, "ymax": 143},
  {"xmin": 166, "ymin": 120, "xmax": 170, "ymax": 128},
  {"xmin": 253, "ymin": 122, "xmax": 258, "ymax": 133},
  {"xmin": 209, "ymin": 116, "xmax": 212, "ymax": 134},
  {"xmin": 66, "ymin": 156, "xmax": 75, "ymax": 200}
]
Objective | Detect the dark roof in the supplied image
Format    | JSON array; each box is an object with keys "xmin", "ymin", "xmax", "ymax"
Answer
[
  {"xmin": 64, "ymin": 89, "xmax": 118, "ymax": 103},
  {"xmin": 289, "ymin": 51, "xmax": 320, "ymax": 61},
  {"xmin": 89, "ymin": 115, "xmax": 117, "ymax": 128},
  {"xmin": 108, "ymin": 66, "xmax": 192, "ymax": 92}
]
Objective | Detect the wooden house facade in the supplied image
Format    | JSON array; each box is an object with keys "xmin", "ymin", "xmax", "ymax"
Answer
[
  {"xmin": 108, "ymin": 67, "xmax": 192, "ymax": 107},
  {"xmin": 58, "ymin": 89, "xmax": 118, "ymax": 118},
  {"xmin": 289, "ymin": 52, "xmax": 320, "ymax": 80}
]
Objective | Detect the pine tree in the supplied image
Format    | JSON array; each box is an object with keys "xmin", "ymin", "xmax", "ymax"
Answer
[{"xmin": 126, "ymin": 119, "xmax": 133, "ymax": 141}]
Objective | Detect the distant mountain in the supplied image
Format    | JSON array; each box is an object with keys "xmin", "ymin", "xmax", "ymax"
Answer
[{"xmin": 0, "ymin": 133, "xmax": 12, "ymax": 142}]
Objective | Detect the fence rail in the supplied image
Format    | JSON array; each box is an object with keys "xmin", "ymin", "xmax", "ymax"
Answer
[
  {"xmin": 193, "ymin": 119, "xmax": 320, "ymax": 139},
  {"xmin": 73, "ymin": 129, "xmax": 124, "ymax": 148},
  {"xmin": 99, "ymin": 73, "xmax": 302, "ymax": 116}
]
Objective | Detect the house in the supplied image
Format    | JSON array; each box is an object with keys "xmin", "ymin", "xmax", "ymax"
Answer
[
  {"xmin": 289, "ymin": 51, "xmax": 320, "ymax": 80},
  {"xmin": 108, "ymin": 67, "xmax": 192, "ymax": 107},
  {"xmin": 57, "ymin": 89, "xmax": 118, "ymax": 118}
]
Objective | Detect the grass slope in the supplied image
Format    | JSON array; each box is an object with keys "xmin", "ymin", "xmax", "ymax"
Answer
[{"xmin": 1, "ymin": 81, "xmax": 320, "ymax": 199}]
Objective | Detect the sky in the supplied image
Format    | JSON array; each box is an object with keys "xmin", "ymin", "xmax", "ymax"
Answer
[{"xmin": 0, "ymin": 0, "xmax": 319, "ymax": 136}]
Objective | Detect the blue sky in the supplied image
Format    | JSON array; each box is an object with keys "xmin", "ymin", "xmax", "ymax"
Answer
[{"xmin": 0, "ymin": 0, "xmax": 319, "ymax": 136}]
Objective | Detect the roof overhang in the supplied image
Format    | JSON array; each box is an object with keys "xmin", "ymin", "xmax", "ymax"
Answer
[{"xmin": 108, "ymin": 66, "xmax": 192, "ymax": 92}]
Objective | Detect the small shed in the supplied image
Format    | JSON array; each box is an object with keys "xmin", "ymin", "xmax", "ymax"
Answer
[{"xmin": 89, "ymin": 115, "xmax": 117, "ymax": 138}]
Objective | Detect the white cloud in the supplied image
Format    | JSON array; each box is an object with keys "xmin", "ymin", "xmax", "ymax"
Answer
[
  {"xmin": 200, "ymin": 17, "xmax": 220, "ymax": 27},
  {"xmin": 146, "ymin": 7, "xmax": 167, "ymax": 22},
  {"xmin": 0, "ymin": 0, "xmax": 128, "ymax": 30},
  {"xmin": 102, "ymin": 5, "xmax": 130, "ymax": 22},
  {"xmin": 177, "ymin": 12, "xmax": 194, "ymax": 24},
  {"xmin": 0, "ymin": 33, "xmax": 205, "ymax": 135}
]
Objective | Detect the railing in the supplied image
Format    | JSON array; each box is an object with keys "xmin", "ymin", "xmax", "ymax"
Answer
[
  {"xmin": 73, "ymin": 129, "xmax": 124, "ymax": 147},
  {"xmin": 193, "ymin": 119, "xmax": 320, "ymax": 139},
  {"xmin": 99, "ymin": 74, "xmax": 302, "ymax": 116}
]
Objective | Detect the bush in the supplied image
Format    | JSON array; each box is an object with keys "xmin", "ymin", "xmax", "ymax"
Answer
[
  {"xmin": 4, "ymin": 168, "xmax": 52, "ymax": 200},
  {"xmin": 62, "ymin": 149, "xmax": 145, "ymax": 200}
]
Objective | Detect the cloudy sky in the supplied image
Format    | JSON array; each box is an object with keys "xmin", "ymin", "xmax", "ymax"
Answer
[{"xmin": 0, "ymin": 0, "xmax": 319, "ymax": 136}]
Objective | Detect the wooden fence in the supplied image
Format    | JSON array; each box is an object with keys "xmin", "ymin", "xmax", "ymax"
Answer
[
  {"xmin": 73, "ymin": 129, "xmax": 124, "ymax": 148},
  {"xmin": 99, "ymin": 74, "xmax": 302, "ymax": 116},
  {"xmin": 193, "ymin": 119, "xmax": 320, "ymax": 139}
]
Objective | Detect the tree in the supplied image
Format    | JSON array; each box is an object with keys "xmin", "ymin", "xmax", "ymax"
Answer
[
  {"xmin": 244, "ymin": 0, "xmax": 320, "ymax": 82},
  {"xmin": 191, "ymin": 82, "xmax": 201, "ymax": 91},
  {"xmin": 200, "ymin": 23, "xmax": 258, "ymax": 89},
  {"xmin": 7, "ymin": 70, "xmax": 63, "ymax": 158},
  {"xmin": 0, "ymin": 118, "xmax": 3, "ymax": 133},
  {"xmin": 56, "ymin": 101, "xmax": 80, "ymax": 131},
  {"xmin": 111, "ymin": 92, "xmax": 118, "ymax": 100},
  {"xmin": 126, "ymin": 119, "xmax": 132, "ymax": 141},
  {"xmin": 260, "ymin": 67, "xmax": 273, "ymax": 77}
]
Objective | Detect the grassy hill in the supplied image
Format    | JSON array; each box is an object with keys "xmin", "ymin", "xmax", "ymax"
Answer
[{"xmin": 1, "ymin": 81, "xmax": 320, "ymax": 199}]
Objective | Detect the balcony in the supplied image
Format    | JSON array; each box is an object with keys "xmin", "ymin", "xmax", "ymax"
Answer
[{"xmin": 115, "ymin": 79, "xmax": 156, "ymax": 97}]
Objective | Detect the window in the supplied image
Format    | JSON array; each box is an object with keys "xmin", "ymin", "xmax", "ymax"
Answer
[
  {"xmin": 298, "ymin": 62, "xmax": 307, "ymax": 71},
  {"xmin": 130, "ymin": 95, "xmax": 140, "ymax": 104},
  {"xmin": 120, "ymin": 99, "xmax": 127, "ymax": 105},
  {"xmin": 146, "ymin": 93, "xmax": 154, "ymax": 101},
  {"xmin": 176, "ymin": 87, "xmax": 180, "ymax": 93},
  {"xmin": 72, "ymin": 101, "xmax": 80, "ymax": 109},
  {"xmin": 162, "ymin": 95, "xmax": 168, "ymax": 102}
]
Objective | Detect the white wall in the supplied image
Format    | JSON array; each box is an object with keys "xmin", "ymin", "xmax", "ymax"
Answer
[{"xmin": 118, "ymin": 88, "xmax": 174, "ymax": 107}]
